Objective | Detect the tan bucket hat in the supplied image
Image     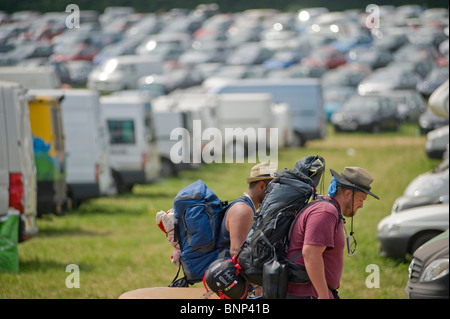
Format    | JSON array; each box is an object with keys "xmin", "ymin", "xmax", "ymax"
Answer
[{"xmin": 246, "ymin": 162, "xmax": 278, "ymax": 184}]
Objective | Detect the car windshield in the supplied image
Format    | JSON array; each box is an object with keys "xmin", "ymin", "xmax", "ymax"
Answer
[
  {"xmin": 98, "ymin": 59, "xmax": 119, "ymax": 73},
  {"xmin": 404, "ymin": 169, "xmax": 449, "ymax": 197},
  {"xmin": 344, "ymin": 96, "xmax": 379, "ymax": 112}
]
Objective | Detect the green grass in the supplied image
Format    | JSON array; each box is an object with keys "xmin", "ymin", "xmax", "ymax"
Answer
[{"xmin": 0, "ymin": 124, "xmax": 440, "ymax": 299}]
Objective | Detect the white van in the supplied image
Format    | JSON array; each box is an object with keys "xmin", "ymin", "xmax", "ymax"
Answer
[
  {"xmin": 87, "ymin": 55, "xmax": 163, "ymax": 92},
  {"xmin": 210, "ymin": 78, "xmax": 327, "ymax": 146},
  {"xmin": 214, "ymin": 93, "xmax": 278, "ymax": 158},
  {"xmin": 0, "ymin": 81, "xmax": 38, "ymax": 241},
  {"xmin": 29, "ymin": 89, "xmax": 116, "ymax": 207},
  {"xmin": 152, "ymin": 108, "xmax": 198, "ymax": 177},
  {"xmin": 0, "ymin": 66, "xmax": 61, "ymax": 89},
  {"xmin": 100, "ymin": 95, "xmax": 160, "ymax": 192}
]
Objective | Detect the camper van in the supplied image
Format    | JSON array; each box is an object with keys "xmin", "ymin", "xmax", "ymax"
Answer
[
  {"xmin": 29, "ymin": 89, "xmax": 116, "ymax": 207},
  {"xmin": 152, "ymin": 108, "xmax": 197, "ymax": 177},
  {"xmin": 101, "ymin": 95, "xmax": 160, "ymax": 192},
  {"xmin": 0, "ymin": 66, "xmax": 61, "ymax": 89},
  {"xmin": 0, "ymin": 81, "xmax": 38, "ymax": 241},
  {"xmin": 214, "ymin": 93, "xmax": 279, "ymax": 158},
  {"xmin": 28, "ymin": 95, "xmax": 68, "ymax": 215},
  {"xmin": 87, "ymin": 55, "xmax": 163, "ymax": 92},
  {"xmin": 210, "ymin": 78, "xmax": 326, "ymax": 146}
]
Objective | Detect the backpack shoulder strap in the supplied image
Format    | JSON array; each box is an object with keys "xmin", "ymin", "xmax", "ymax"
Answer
[{"xmin": 287, "ymin": 195, "xmax": 341, "ymax": 242}]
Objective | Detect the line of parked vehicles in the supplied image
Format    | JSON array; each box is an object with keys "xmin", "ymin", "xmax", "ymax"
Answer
[
  {"xmin": 376, "ymin": 80, "xmax": 449, "ymax": 299},
  {"xmin": 1, "ymin": 4, "xmax": 449, "ymax": 298}
]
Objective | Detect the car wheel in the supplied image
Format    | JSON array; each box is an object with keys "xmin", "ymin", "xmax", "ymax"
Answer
[
  {"xmin": 160, "ymin": 158, "xmax": 176, "ymax": 178},
  {"xmin": 292, "ymin": 132, "xmax": 305, "ymax": 147},
  {"xmin": 371, "ymin": 123, "xmax": 380, "ymax": 134}
]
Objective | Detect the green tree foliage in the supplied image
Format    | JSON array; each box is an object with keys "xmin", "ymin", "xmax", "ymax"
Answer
[{"xmin": 1, "ymin": 0, "xmax": 448, "ymax": 14}]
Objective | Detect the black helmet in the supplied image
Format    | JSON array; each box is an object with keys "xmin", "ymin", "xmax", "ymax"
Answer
[{"xmin": 204, "ymin": 258, "xmax": 248, "ymax": 299}]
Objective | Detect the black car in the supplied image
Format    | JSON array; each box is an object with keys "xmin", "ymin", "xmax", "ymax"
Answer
[
  {"xmin": 406, "ymin": 230, "xmax": 449, "ymax": 299},
  {"xmin": 331, "ymin": 94, "xmax": 401, "ymax": 133}
]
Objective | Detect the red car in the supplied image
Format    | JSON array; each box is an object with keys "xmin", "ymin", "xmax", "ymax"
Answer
[
  {"xmin": 302, "ymin": 46, "xmax": 347, "ymax": 69},
  {"xmin": 50, "ymin": 43, "xmax": 98, "ymax": 63}
]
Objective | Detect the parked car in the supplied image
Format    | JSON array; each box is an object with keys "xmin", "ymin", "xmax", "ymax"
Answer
[
  {"xmin": 330, "ymin": 31, "xmax": 373, "ymax": 53},
  {"xmin": 373, "ymin": 90, "xmax": 426, "ymax": 122},
  {"xmin": 87, "ymin": 55, "xmax": 163, "ymax": 92},
  {"xmin": 331, "ymin": 94, "xmax": 401, "ymax": 133},
  {"xmin": 391, "ymin": 52, "xmax": 436, "ymax": 79},
  {"xmin": 419, "ymin": 108, "xmax": 449, "ymax": 134},
  {"xmin": 391, "ymin": 165, "xmax": 449, "ymax": 214},
  {"xmin": 373, "ymin": 32, "xmax": 410, "ymax": 52},
  {"xmin": 202, "ymin": 65, "xmax": 266, "ymax": 90},
  {"xmin": 301, "ymin": 45, "xmax": 347, "ymax": 69},
  {"xmin": 358, "ymin": 67, "xmax": 421, "ymax": 95},
  {"xmin": 263, "ymin": 49, "xmax": 303, "ymax": 69},
  {"xmin": 428, "ymin": 80, "xmax": 449, "ymax": 120},
  {"xmin": 178, "ymin": 41, "xmax": 230, "ymax": 65},
  {"xmin": 417, "ymin": 66, "xmax": 449, "ymax": 97},
  {"xmin": 405, "ymin": 230, "xmax": 449, "ymax": 299},
  {"xmin": 425, "ymin": 125, "xmax": 449, "ymax": 159},
  {"xmin": 347, "ymin": 47, "xmax": 393, "ymax": 69},
  {"xmin": 377, "ymin": 204, "xmax": 449, "ymax": 260},
  {"xmin": 225, "ymin": 42, "xmax": 273, "ymax": 65},
  {"xmin": 93, "ymin": 38, "xmax": 142, "ymax": 65},
  {"xmin": 323, "ymin": 86, "xmax": 355, "ymax": 121},
  {"xmin": 66, "ymin": 60, "xmax": 93, "ymax": 86},
  {"xmin": 139, "ymin": 67, "xmax": 202, "ymax": 96},
  {"xmin": 50, "ymin": 43, "xmax": 98, "ymax": 63},
  {"xmin": 321, "ymin": 64, "xmax": 370, "ymax": 88}
]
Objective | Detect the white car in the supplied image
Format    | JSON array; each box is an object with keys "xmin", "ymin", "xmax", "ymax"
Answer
[
  {"xmin": 391, "ymin": 166, "xmax": 449, "ymax": 214},
  {"xmin": 377, "ymin": 204, "xmax": 449, "ymax": 260},
  {"xmin": 425, "ymin": 125, "xmax": 449, "ymax": 160}
]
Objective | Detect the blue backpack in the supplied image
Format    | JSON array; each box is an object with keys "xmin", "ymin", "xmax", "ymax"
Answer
[{"xmin": 170, "ymin": 180, "xmax": 229, "ymax": 286}]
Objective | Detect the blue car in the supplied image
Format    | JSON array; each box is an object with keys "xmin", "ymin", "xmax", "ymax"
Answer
[
  {"xmin": 323, "ymin": 86, "xmax": 355, "ymax": 121},
  {"xmin": 263, "ymin": 49, "xmax": 303, "ymax": 70}
]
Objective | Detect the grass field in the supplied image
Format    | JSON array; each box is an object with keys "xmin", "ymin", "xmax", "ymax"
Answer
[{"xmin": 0, "ymin": 124, "xmax": 441, "ymax": 299}]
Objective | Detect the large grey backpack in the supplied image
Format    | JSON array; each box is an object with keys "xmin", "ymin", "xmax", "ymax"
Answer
[{"xmin": 237, "ymin": 155, "xmax": 326, "ymax": 288}]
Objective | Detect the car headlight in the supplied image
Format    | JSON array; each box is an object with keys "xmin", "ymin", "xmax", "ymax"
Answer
[
  {"xmin": 378, "ymin": 222, "xmax": 400, "ymax": 235},
  {"xmin": 420, "ymin": 258, "xmax": 449, "ymax": 282}
]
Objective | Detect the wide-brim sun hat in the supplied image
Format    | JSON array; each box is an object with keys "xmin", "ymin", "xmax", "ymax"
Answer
[
  {"xmin": 330, "ymin": 167, "xmax": 379, "ymax": 200},
  {"xmin": 246, "ymin": 162, "xmax": 278, "ymax": 184}
]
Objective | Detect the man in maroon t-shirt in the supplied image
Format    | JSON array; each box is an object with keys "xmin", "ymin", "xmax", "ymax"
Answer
[{"xmin": 286, "ymin": 167, "xmax": 379, "ymax": 299}]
